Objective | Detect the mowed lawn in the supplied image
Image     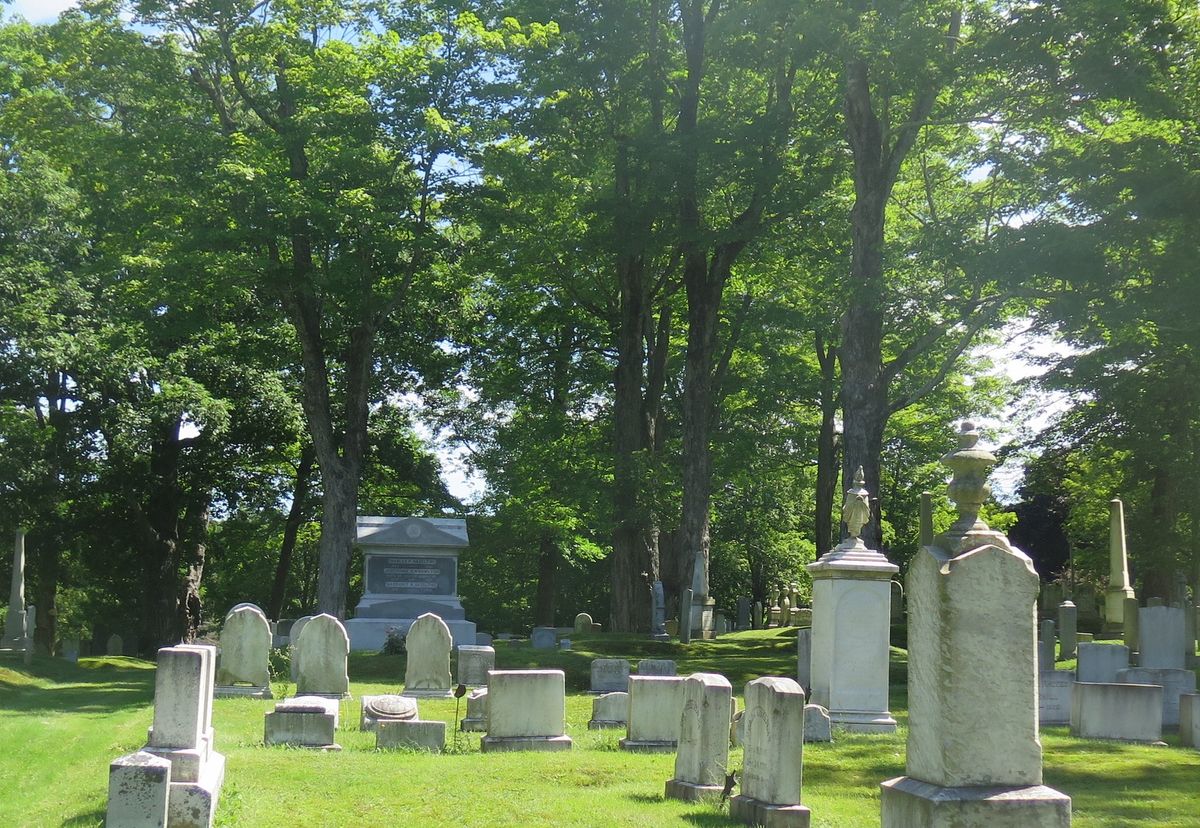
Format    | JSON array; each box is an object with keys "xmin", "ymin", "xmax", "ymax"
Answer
[{"xmin": 1, "ymin": 629, "xmax": 1197, "ymax": 827}]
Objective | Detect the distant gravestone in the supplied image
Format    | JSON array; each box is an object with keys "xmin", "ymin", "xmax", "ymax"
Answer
[
  {"xmin": 107, "ymin": 634, "xmax": 123, "ymax": 656},
  {"xmin": 295, "ymin": 614, "xmax": 350, "ymax": 698},
  {"xmin": 1180, "ymin": 694, "xmax": 1200, "ymax": 749},
  {"xmin": 752, "ymin": 601, "xmax": 763, "ymax": 630},
  {"xmin": 457, "ymin": 644, "xmax": 495, "ymax": 687},
  {"xmin": 729, "ymin": 676, "xmax": 810, "ymax": 827},
  {"xmin": 737, "ymin": 598, "xmax": 751, "ymax": 631},
  {"xmin": 1117, "ymin": 667, "xmax": 1196, "ymax": 726},
  {"xmin": 264, "ymin": 696, "xmax": 340, "ymax": 749},
  {"xmin": 62, "ymin": 637, "xmax": 80, "ymax": 663},
  {"xmin": 890, "ymin": 581, "xmax": 904, "ymax": 623},
  {"xmin": 215, "ymin": 604, "xmax": 272, "ymax": 698},
  {"xmin": 559, "ymin": 639, "xmax": 572, "ymax": 650},
  {"xmin": 680, "ymin": 588, "xmax": 694, "ymax": 644},
  {"xmin": 530, "ymin": 627, "xmax": 556, "ymax": 650},
  {"xmin": 1077, "ymin": 643, "xmax": 1130, "ymax": 684},
  {"xmin": 403, "ymin": 613, "xmax": 453, "ymax": 697},
  {"xmin": 1038, "ymin": 670, "xmax": 1073, "ymax": 726},
  {"xmin": 588, "ymin": 691, "xmax": 628, "ymax": 730},
  {"xmin": 636, "ymin": 659, "xmax": 677, "ymax": 677},
  {"xmin": 1058, "ymin": 601, "xmax": 1078, "ymax": 660},
  {"xmin": 665, "ymin": 673, "xmax": 733, "ymax": 801},
  {"xmin": 1038, "ymin": 620, "xmax": 1056, "ymax": 670},
  {"xmin": 1071, "ymin": 682, "xmax": 1163, "ymax": 743},
  {"xmin": 574, "ymin": 613, "xmax": 593, "ymax": 634},
  {"xmin": 1123, "ymin": 597, "xmax": 1140, "ymax": 651},
  {"xmin": 1139, "ymin": 606, "xmax": 1187, "ymax": 669},
  {"xmin": 650, "ymin": 581, "xmax": 668, "ymax": 641},
  {"xmin": 796, "ymin": 628, "xmax": 812, "ymax": 689},
  {"xmin": 590, "ymin": 658, "xmax": 631, "ymax": 693},
  {"xmin": 475, "ymin": 632, "xmax": 493, "ymax": 646},
  {"xmin": 288, "ymin": 615, "xmax": 314, "ymax": 682},
  {"xmin": 804, "ymin": 703, "xmax": 832, "ymax": 743}
]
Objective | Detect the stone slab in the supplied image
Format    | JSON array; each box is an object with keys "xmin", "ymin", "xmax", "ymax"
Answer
[
  {"xmin": 376, "ymin": 719, "xmax": 445, "ymax": 752},
  {"xmin": 461, "ymin": 687, "xmax": 487, "ymax": 732},
  {"xmin": 803, "ymin": 704, "xmax": 832, "ymax": 743},
  {"xmin": 1070, "ymin": 682, "xmax": 1163, "ymax": 743},
  {"xmin": 636, "ymin": 659, "xmax": 677, "ymax": 676},
  {"xmin": 1117, "ymin": 667, "xmax": 1197, "ymax": 726},
  {"xmin": 622, "ymin": 675, "xmax": 685, "ymax": 752},
  {"xmin": 880, "ymin": 776, "xmax": 1072, "ymax": 828},
  {"xmin": 480, "ymin": 734, "xmax": 572, "ymax": 752},
  {"xmin": 166, "ymin": 750, "xmax": 225, "ymax": 828},
  {"xmin": 107, "ymin": 751, "xmax": 171, "ymax": 828},
  {"xmin": 729, "ymin": 795, "xmax": 811, "ymax": 828},
  {"xmin": 1076, "ymin": 643, "xmax": 1129, "ymax": 683},
  {"xmin": 590, "ymin": 658, "xmax": 631, "ymax": 693},
  {"xmin": 1138, "ymin": 606, "xmax": 1187, "ymax": 670},
  {"xmin": 588, "ymin": 691, "xmax": 628, "ymax": 729},
  {"xmin": 486, "ymin": 669, "xmax": 565, "ymax": 739},
  {"xmin": 665, "ymin": 778, "xmax": 724, "ymax": 802},
  {"xmin": 1037, "ymin": 670, "xmax": 1073, "ymax": 727},
  {"xmin": 1180, "ymin": 694, "xmax": 1200, "ymax": 749},
  {"xmin": 457, "ymin": 644, "xmax": 495, "ymax": 687},
  {"xmin": 530, "ymin": 627, "xmax": 556, "ymax": 649}
]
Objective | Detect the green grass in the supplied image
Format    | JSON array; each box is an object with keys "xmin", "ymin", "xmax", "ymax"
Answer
[{"xmin": 1, "ymin": 630, "xmax": 1197, "ymax": 826}]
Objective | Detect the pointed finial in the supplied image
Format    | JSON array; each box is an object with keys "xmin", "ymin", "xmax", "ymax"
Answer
[{"xmin": 842, "ymin": 465, "xmax": 871, "ymax": 540}]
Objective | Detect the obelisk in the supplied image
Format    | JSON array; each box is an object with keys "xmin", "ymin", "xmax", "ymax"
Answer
[{"xmin": 1105, "ymin": 498, "xmax": 1136, "ymax": 629}]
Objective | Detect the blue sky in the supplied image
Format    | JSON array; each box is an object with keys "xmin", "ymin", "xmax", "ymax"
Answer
[{"xmin": 6, "ymin": 0, "xmax": 78, "ymax": 24}]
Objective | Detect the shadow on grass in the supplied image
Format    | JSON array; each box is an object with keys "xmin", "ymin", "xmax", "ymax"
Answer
[
  {"xmin": 0, "ymin": 656, "xmax": 155, "ymax": 715},
  {"xmin": 60, "ymin": 807, "xmax": 105, "ymax": 827}
]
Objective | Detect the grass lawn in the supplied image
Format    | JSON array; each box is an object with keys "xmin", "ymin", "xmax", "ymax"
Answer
[{"xmin": 1, "ymin": 629, "xmax": 1197, "ymax": 826}]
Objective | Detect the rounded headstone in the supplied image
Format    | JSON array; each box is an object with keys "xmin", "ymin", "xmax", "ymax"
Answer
[
  {"xmin": 574, "ymin": 612, "xmax": 593, "ymax": 633},
  {"xmin": 405, "ymin": 613, "xmax": 453, "ymax": 692}
]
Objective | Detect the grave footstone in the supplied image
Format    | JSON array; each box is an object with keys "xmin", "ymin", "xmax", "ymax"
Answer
[
  {"xmin": 215, "ymin": 604, "xmax": 272, "ymax": 698},
  {"xmin": 461, "ymin": 687, "xmax": 488, "ymax": 731},
  {"xmin": 295, "ymin": 614, "xmax": 350, "ymax": 699},
  {"xmin": 665, "ymin": 673, "xmax": 733, "ymax": 802},
  {"xmin": 530, "ymin": 627, "xmax": 556, "ymax": 649},
  {"xmin": 1077, "ymin": 643, "xmax": 1129, "ymax": 683},
  {"xmin": 481, "ymin": 670, "xmax": 572, "ymax": 752},
  {"xmin": 729, "ymin": 676, "xmax": 811, "ymax": 827},
  {"xmin": 588, "ymin": 691, "xmax": 628, "ymax": 729},
  {"xmin": 402, "ymin": 613, "xmax": 453, "ymax": 698},
  {"xmin": 558, "ymin": 639, "xmax": 571, "ymax": 650},
  {"xmin": 457, "ymin": 644, "xmax": 495, "ymax": 687},
  {"xmin": 591, "ymin": 658, "xmax": 631, "ymax": 693},
  {"xmin": 621, "ymin": 675, "xmax": 686, "ymax": 753},
  {"xmin": 264, "ymin": 696, "xmax": 340, "ymax": 749},
  {"xmin": 1070, "ymin": 682, "xmax": 1163, "ymax": 743}
]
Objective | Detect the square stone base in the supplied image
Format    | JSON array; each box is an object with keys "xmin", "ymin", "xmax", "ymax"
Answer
[
  {"xmin": 665, "ymin": 778, "xmax": 723, "ymax": 802},
  {"xmin": 829, "ymin": 710, "xmax": 897, "ymax": 733},
  {"xmin": 214, "ymin": 685, "xmax": 272, "ymax": 699},
  {"xmin": 619, "ymin": 738, "xmax": 676, "ymax": 753},
  {"xmin": 264, "ymin": 710, "xmax": 339, "ymax": 750},
  {"xmin": 729, "ymin": 794, "xmax": 811, "ymax": 827},
  {"xmin": 167, "ymin": 751, "xmax": 225, "ymax": 828},
  {"xmin": 880, "ymin": 776, "xmax": 1071, "ymax": 828},
  {"xmin": 480, "ymin": 735, "xmax": 572, "ymax": 753}
]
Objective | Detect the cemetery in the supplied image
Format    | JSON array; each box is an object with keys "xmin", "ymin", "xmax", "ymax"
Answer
[{"xmin": 2, "ymin": 0, "xmax": 1200, "ymax": 826}]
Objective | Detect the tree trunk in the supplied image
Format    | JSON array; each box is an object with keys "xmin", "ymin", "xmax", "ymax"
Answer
[
  {"xmin": 179, "ymin": 501, "xmax": 210, "ymax": 643},
  {"xmin": 315, "ymin": 462, "xmax": 359, "ymax": 618},
  {"xmin": 815, "ymin": 334, "xmax": 840, "ymax": 555},
  {"xmin": 32, "ymin": 532, "xmax": 59, "ymax": 656},
  {"xmin": 534, "ymin": 534, "xmax": 560, "ymax": 627},
  {"xmin": 268, "ymin": 443, "xmax": 316, "ymax": 620},
  {"xmin": 1143, "ymin": 465, "xmax": 1178, "ymax": 600}
]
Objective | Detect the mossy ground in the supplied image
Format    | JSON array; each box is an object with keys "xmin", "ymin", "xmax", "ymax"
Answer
[{"xmin": 1, "ymin": 629, "xmax": 1196, "ymax": 826}]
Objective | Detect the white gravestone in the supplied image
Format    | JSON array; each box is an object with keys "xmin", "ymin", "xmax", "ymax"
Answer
[
  {"xmin": 1179, "ymin": 693, "xmax": 1200, "ymax": 749},
  {"xmin": 589, "ymin": 691, "xmax": 628, "ymax": 729},
  {"xmin": 377, "ymin": 719, "xmax": 445, "ymax": 752},
  {"xmin": 1070, "ymin": 682, "xmax": 1163, "ymax": 743},
  {"xmin": 1057, "ymin": 601, "xmax": 1078, "ymax": 661},
  {"xmin": 729, "ymin": 676, "xmax": 811, "ymax": 828},
  {"xmin": 461, "ymin": 687, "xmax": 488, "ymax": 731},
  {"xmin": 215, "ymin": 604, "xmax": 272, "ymax": 698},
  {"xmin": 1038, "ymin": 670, "xmax": 1073, "ymax": 726},
  {"xmin": 403, "ymin": 612, "xmax": 453, "ymax": 697},
  {"xmin": 574, "ymin": 612, "xmax": 593, "ymax": 633},
  {"xmin": 264, "ymin": 696, "xmax": 340, "ymax": 749},
  {"xmin": 481, "ymin": 669, "xmax": 572, "ymax": 752},
  {"xmin": 1138, "ymin": 606, "xmax": 1187, "ymax": 669},
  {"xmin": 106, "ymin": 751, "xmax": 171, "ymax": 828},
  {"xmin": 591, "ymin": 658, "xmax": 631, "ymax": 692},
  {"xmin": 1117, "ymin": 667, "xmax": 1196, "ymax": 726},
  {"xmin": 880, "ymin": 422, "xmax": 1070, "ymax": 828},
  {"xmin": 665, "ymin": 673, "xmax": 733, "ymax": 802},
  {"xmin": 457, "ymin": 644, "xmax": 495, "ymax": 687},
  {"xmin": 807, "ymin": 466, "xmax": 898, "ymax": 732},
  {"xmin": 796, "ymin": 628, "xmax": 812, "ymax": 688},
  {"xmin": 288, "ymin": 615, "xmax": 314, "ymax": 682},
  {"xmin": 1076, "ymin": 643, "xmax": 1129, "ymax": 684},
  {"xmin": 620, "ymin": 675, "xmax": 686, "ymax": 753},
  {"xmin": 803, "ymin": 704, "xmax": 832, "ymax": 743},
  {"xmin": 636, "ymin": 659, "xmax": 676, "ymax": 676},
  {"xmin": 295, "ymin": 613, "xmax": 350, "ymax": 699}
]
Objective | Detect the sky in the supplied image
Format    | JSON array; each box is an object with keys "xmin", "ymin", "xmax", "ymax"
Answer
[{"xmin": 6, "ymin": 0, "xmax": 77, "ymax": 23}]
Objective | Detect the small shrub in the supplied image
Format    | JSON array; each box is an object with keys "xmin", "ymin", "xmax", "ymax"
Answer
[{"xmin": 381, "ymin": 627, "xmax": 406, "ymax": 655}]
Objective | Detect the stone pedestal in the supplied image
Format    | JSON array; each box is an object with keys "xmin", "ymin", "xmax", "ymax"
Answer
[
  {"xmin": 1104, "ymin": 499, "xmax": 1136, "ymax": 629},
  {"xmin": 807, "ymin": 471, "xmax": 898, "ymax": 733},
  {"xmin": 881, "ymin": 778, "xmax": 1071, "ymax": 828},
  {"xmin": 665, "ymin": 673, "xmax": 732, "ymax": 802}
]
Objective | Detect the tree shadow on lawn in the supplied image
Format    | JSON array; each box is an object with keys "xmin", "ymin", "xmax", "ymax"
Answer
[
  {"xmin": 0, "ymin": 657, "xmax": 154, "ymax": 716},
  {"xmin": 60, "ymin": 807, "xmax": 105, "ymax": 827}
]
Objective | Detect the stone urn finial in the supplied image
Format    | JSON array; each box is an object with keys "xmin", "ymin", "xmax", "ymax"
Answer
[
  {"xmin": 842, "ymin": 466, "xmax": 872, "ymax": 542},
  {"xmin": 938, "ymin": 420, "xmax": 1006, "ymax": 552}
]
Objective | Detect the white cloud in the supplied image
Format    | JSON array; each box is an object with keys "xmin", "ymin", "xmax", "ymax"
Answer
[{"xmin": 6, "ymin": 0, "xmax": 79, "ymax": 23}]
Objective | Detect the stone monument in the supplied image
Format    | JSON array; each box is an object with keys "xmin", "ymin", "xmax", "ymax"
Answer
[
  {"xmin": 1105, "ymin": 498, "xmax": 1136, "ymax": 629},
  {"xmin": 1, "ymin": 529, "xmax": 30, "ymax": 656},
  {"xmin": 1058, "ymin": 600, "xmax": 1078, "ymax": 661},
  {"xmin": 880, "ymin": 421, "xmax": 1071, "ymax": 827},
  {"xmin": 665, "ymin": 672, "xmax": 733, "ymax": 801},
  {"xmin": 807, "ymin": 466, "xmax": 898, "ymax": 733},
  {"xmin": 403, "ymin": 612, "xmax": 453, "ymax": 697},
  {"xmin": 729, "ymin": 676, "xmax": 811, "ymax": 827},
  {"xmin": 214, "ymin": 604, "xmax": 272, "ymax": 698},
  {"xmin": 345, "ymin": 516, "xmax": 476, "ymax": 651},
  {"xmin": 480, "ymin": 670, "xmax": 572, "ymax": 752},
  {"xmin": 295, "ymin": 613, "xmax": 350, "ymax": 699}
]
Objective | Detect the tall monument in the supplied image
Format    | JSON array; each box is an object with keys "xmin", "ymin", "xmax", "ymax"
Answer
[
  {"xmin": 880, "ymin": 422, "xmax": 1071, "ymax": 827},
  {"xmin": 1, "ymin": 529, "xmax": 30, "ymax": 655},
  {"xmin": 1105, "ymin": 497, "xmax": 1136, "ymax": 629}
]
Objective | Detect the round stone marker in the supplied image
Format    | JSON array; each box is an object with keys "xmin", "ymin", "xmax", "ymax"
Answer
[{"xmin": 365, "ymin": 695, "xmax": 418, "ymax": 721}]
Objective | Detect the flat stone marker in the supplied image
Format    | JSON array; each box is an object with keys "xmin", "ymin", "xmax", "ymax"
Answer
[
  {"xmin": 804, "ymin": 704, "xmax": 832, "ymax": 743},
  {"xmin": 295, "ymin": 614, "xmax": 349, "ymax": 698},
  {"xmin": 264, "ymin": 696, "xmax": 341, "ymax": 750},
  {"xmin": 530, "ymin": 627, "xmax": 556, "ymax": 649},
  {"xmin": 377, "ymin": 719, "xmax": 445, "ymax": 752},
  {"xmin": 360, "ymin": 694, "xmax": 417, "ymax": 732},
  {"xmin": 215, "ymin": 604, "xmax": 272, "ymax": 698},
  {"xmin": 461, "ymin": 687, "xmax": 488, "ymax": 732},
  {"xmin": 1070, "ymin": 682, "xmax": 1163, "ymax": 743},
  {"xmin": 1038, "ymin": 670, "xmax": 1073, "ymax": 726},
  {"xmin": 1117, "ymin": 667, "xmax": 1196, "ymax": 726},
  {"xmin": 107, "ymin": 751, "xmax": 171, "ymax": 828},
  {"xmin": 588, "ymin": 691, "xmax": 628, "ymax": 729},
  {"xmin": 403, "ymin": 612, "xmax": 453, "ymax": 697},
  {"xmin": 457, "ymin": 644, "xmax": 495, "ymax": 687},
  {"xmin": 729, "ymin": 676, "xmax": 810, "ymax": 827},
  {"xmin": 1180, "ymin": 693, "xmax": 1200, "ymax": 749},
  {"xmin": 636, "ymin": 659, "xmax": 676, "ymax": 676},
  {"xmin": 481, "ymin": 669, "xmax": 571, "ymax": 752},
  {"xmin": 590, "ymin": 658, "xmax": 631, "ymax": 693},
  {"xmin": 665, "ymin": 673, "xmax": 732, "ymax": 802},
  {"xmin": 1077, "ymin": 643, "xmax": 1129, "ymax": 684},
  {"xmin": 621, "ymin": 675, "xmax": 686, "ymax": 753}
]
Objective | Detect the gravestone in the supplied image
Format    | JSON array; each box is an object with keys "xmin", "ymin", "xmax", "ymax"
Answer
[
  {"xmin": 1139, "ymin": 606, "xmax": 1186, "ymax": 669},
  {"xmin": 796, "ymin": 628, "xmax": 812, "ymax": 689},
  {"xmin": 590, "ymin": 658, "xmax": 631, "ymax": 693},
  {"xmin": 107, "ymin": 634, "xmax": 124, "ymax": 656},
  {"xmin": 621, "ymin": 675, "xmax": 686, "ymax": 752},
  {"xmin": 1077, "ymin": 643, "xmax": 1129, "ymax": 683},
  {"xmin": 62, "ymin": 636, "xmax": 80, "ymax": 663},
  {"xmin": 288, "ymin": 615, "xmax": 314, "ymax": 682},
  {"xmin": 636, "ymin": 659, "xmax": 676, "ymax": 676},
  {"xmin": 476, "ymin": 632, "xmax": 493, "ymax": 646},
  {"xmin": 1070, "ymin": 682, "xmax": 1163, "ymax": 743},
  {"xmin": 752, "ymin": 601, "xmax": 763, "ymax": 630},
  {"xmin": 729, "ymin": 676, "xmax": 810, "ymax": 828},
  {"xmin": 680, "ymin": 588, "xmax": 694, "ymax": 644},
  {"xmin": 890, "ymin": 581, "xmax": 904, "ymax": 623},
  {"xmin": 461, "ymin": 687, "xmax": 488, "ymax": 731},
  {"xmin": 0, "ymin": 529, "xmax": 29, "ymax": 656},
  {"xmin": 880, "ymin": 422, "xmax": 1070, "ymax": 828},
  {"xmin": 769, "ymin": 592, "xmax": 782, "ymax": 628},
  {"xmin": 402, "ymin": 612, "xmax": 453, "ymax": 697},
  {"xmin": 457, "ymin": 644, "xmax": 495, "ymax": 687},
  {"xmin": 377, "ymin": 719, "xmax": 445, "ymax": 752},
  {"xmin": 1123, "ymin": 598, "xmax": 1139, "ymax": 652},
  {"xmin": 359, "ymin": 694, "xmax": 418, "ymax": 731},
  {"xmin": 558, "ymin": 638, "xmax": 571, "ymax": 650},
  {"xmin": 264, "ymin": 696, "xmax": 340, "ymax": 750},
  {"xmin": 215, "ymin": 604, "xmax": 272, "ymax": 698},
  {"xmin": 714, "ymin": 614, "xmax": 728, "ymax": 635},
  {"xmin": 804, "ymin": 703, "xmax": 832, "ymax": 743},
  {"xmin": 650, "ymin": 581, "xmax": 669, "ymax": 641},
  {"xmin": 1117, "ymin": 667, "xmax": 1196, "ymax": 726},
  {"xmin": 1179, "ymin": 693, "xmax": 1200, "ymax": 749},
  {"xmin": 345, "ymin": 516, "xmax": 476, "ymax": 651},
  {"xmin": 481, "ymin": 670, "xmax": 572, "ymax": 752},
  {"xmin": 665, "ymin": 673, "xmax": 733, "ymax": 802},
  {"xmin": 807, "ymin": 466, "xmax": 898, "ymax": 732},
  {"xmin": 737, "ymin": 597, "xmax": 751, "ymax": 630},
  {"xmin": 574, "ymin": 612, "xmax": 593, "ymax": 633},
  {"xmin": 1038, "ymin": 621, "xmax": 1056, "ymax": 671},
  {"xmin": 1105, "ymin": 498, "xmax": 1136, "ymax": 628},
  {"xmin": 780, "ymin": 594, "xmax": 792, "ymax": 627},
  {"xmin": 295, "ymin": 613, "xmax": 350, "ymax": 699},
  {"xmin": 588, "ymin": 691, "xmax": 628, "ymax": 729},
  {"xmin": 1038, "ymin": 670, "xmax": 1073, "ymax": 726},
  {"xmin": 530, "ymin": 627, "xmax": 556, "ymax": 649},
  {"xmin": 106, "ymin": 751, "xmax": 171, "ymax": 828},
  {"xmin": 1057, "ymin": 601, "xmax": 1078, "ymax": 661}
]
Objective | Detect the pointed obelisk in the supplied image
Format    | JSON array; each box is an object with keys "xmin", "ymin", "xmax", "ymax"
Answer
[
  {"xmin": 1, "ymin": 529, "xmax": 30, "ymax": 654},
  {"xmin": 1104, "ymin": 498, "xmax": 1136, "ymax": 630}
]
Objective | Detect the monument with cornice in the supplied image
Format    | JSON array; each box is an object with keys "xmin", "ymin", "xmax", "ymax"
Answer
[
  {"xmin": 345, "ymin": 516, "xmax": 477, "ymax": 651},
  {"xmin": 880, "ymin": 422, "xmax": 1071, "ymax": 827}
]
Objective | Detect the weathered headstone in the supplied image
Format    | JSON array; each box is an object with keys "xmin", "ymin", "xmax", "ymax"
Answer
[
  {"xmin": 1070, "ymin": 682, "xmax": 1163, "ymax": 743},
  {"xmin": 588, "ymin": 691, "xmax": 628, "ymax": 729},
  {"xmin": 264, "ymin": 696, "xmax": 340, "ymax": 749},
  {"xmin": 288, "ymin": 615, "xmax": 314, "ymax": 682},
  {"xmin": 1105, "ymin": 498, "xmax": 1136, "ymax": 628},
  {"xmin": 665, "ymin": 673, "xmax": 733, "ymax": 802},
  {"xmin": 481, "ymin": 669, "xmax": 572, "ymax": 752},
  {"xmin": 457, "ymin": 644, "xmax": 495, "ymax": 687},
  {"xmin": 295, "ymin": 613, "xmax": 350, "ymax": 699},
  {"xmin": 1139, "ymin": 605, "xmax": 1187, "ymax": 669},
  {"xmin": 880, "ymin": 422, "xmax": 1070, "ymax": 828},
  {"xmin": 1179, "ymin": 693, "xmax": 1200, "ymax": 749},
  {"xmin": 804, "ymin": 703, "xmax": 832, "ymax": 743},
  {"xmin": 377, "ymin": 719, "xmax": 445, "ymax": 752},
  {"xmin": 650, "ymin": 581, "xmax": 669, "ymax": 641},
  {"xmin": 1117, "ymin": 667, "xmax": 1197, "ymax": 726},
  {"xmin": 107, "ymin": 634, "xmax": 123, "ymax": 657},
  {"xmin": 215, "ymin": 604, "xmax": 272, "ymax": 698},
  {"xmin": 621, "ymin": 675, "xmax": 686, "ymax": 752},
  {"xmin": 1037, "ymin": 620, "xmax": 1056, "ymax": 671},
  {"xmin": 461, "ymin": 687, "xmax": 488, "ymax": 731},
  {"xmin": 636, "ymin": 658, "xmax": 676, "ymax": 676},
  {"xmin": 680, "ymin": 588, "xmax": 694, "ymax": 644},
  {"xmin": 62, "ymin": 636, "xmax": 80, "ymax": 663},
  {"xmin": 1123, "ymin": 597, "xmax": 1139, "ymax": 652},
  {"xmin": 590, "ymin": 658, "xmax": 631, "ymax": 693},
  {"xmin": 359, "ymin": 694, "xmax": 418, "ymax": 731},
  {"xmin": 796, "ymin": 628, "xmax": 812, "ymax": 689},
  {"xmin": 574, "ymin": 612, "xmax": 593, "ymax": 633},
  {"xmin": 403, "ymin": 612, "xmax": 453, "ymax": 697},
  {"xmin": 475, "ymin": 632, "xmax": 493, "ymax": 646},
  {"xmin": 737, "ymin": 597, "xmax": 751, "ymax": 630},
  {"xmin": 890, "ymin": 580, "xmax": 904, "ymax": 623},
  {"xmin": 1037, "ymin": 670, "xmax": 1073, "ymax": 726},
  {"xmin": 807, "ymin": 466, "xmax": 898, "ymax": 733},
  {"xmin": 793, "ymin": 607, "xmax": 813, "ymax": 628},
  {"xmin": 530, "ymin": 626, "xmax": 556, "ymax": 650},
  {"xmin": 558, "ymin": 638, "xmax": 572, "ymax": 650},
  {"xmin": 106, "ymin": 751, "xmax": 171, "ymax": 828},
  {"xmin": 1077, "ymin": 643, "xmax": 1129, "ymax": 683},
  {"xmin": 1058, "ymin": 601, "xmax": 1078, "ymax": 661},
  {"xmin": 729, "ymin": 676, "xmax": 811, "ymax": 827},
  {"xmin": 752, "ymin": 601, "xmax": 763, "ymax": 630}
]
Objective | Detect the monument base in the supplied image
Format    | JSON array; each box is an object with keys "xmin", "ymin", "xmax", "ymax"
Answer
[
  {"xmin": 401, "ymin": 688, "xmax": 455, "ymax": 698},
  {"xmin": 167, "ymin": 751, "xmax": 226, "ymax": 828},
  {"xmin": 346, "ymin": 617, "xmax": 477, "ymax": 652},
  {"xmin": 480, "ymin": 735, "xmax": 572, "ymax": 752},
  {"xmin": 829, "ymin": 709, "xmax": 897, "ymax": 733},
  {"xmin": 665, "ymin": 778, "xmax": 722, "ymax": 802},
  {"xmin": 729, "ymin": 794, "xmax": 811, "ymax": 827},
  {"xmin": 618, "ymin": 738, "xmax": 677, "ymax": 753},
  {"xmin": 214, "ymin": 685, "xmax": 272, "ymax": 699},
  {"xmin": 689, "ymin": 598, "xmax": 716, "ymax": 640},
  {"xmin": 880, "ymin": 776, "xmax": 1071, "ymax": 828}
]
